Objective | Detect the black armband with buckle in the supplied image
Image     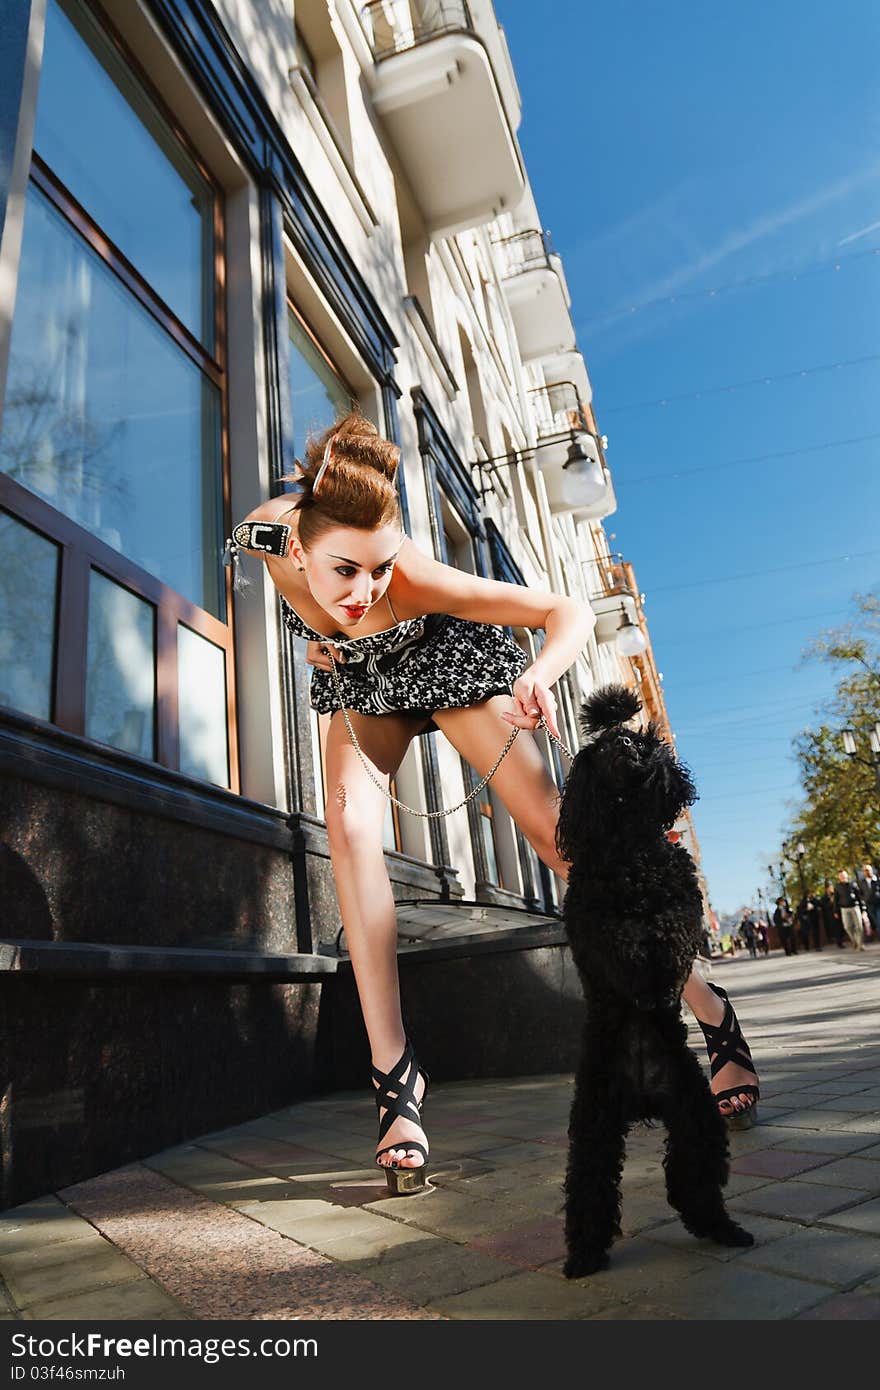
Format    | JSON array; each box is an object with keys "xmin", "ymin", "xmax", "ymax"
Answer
[
  {"xmin": 222, "ymin": 521, "xmax": 292, "ymax": 594},
  {"xmin": 230, "ymin": 521, "xmax": 292, "ymax": 556}
]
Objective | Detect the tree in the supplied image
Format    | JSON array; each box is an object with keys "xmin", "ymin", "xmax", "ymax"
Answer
[{"xmin": 780, "ymin": 594, "xmax": 880, "ymax": 891}]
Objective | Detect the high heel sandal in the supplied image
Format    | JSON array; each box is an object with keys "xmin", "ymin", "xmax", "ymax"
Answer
[
  {"xmin": 373, "ymin": 1038, "xmax": 429, "ymax": 1195},
  {"xmin": 697, "ymin": 982, "xmax": 760, "ymax": 1131}
]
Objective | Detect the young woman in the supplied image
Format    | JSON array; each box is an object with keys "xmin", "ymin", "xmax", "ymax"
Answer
[{"xmin": 233, "ymin": 412, "xmax": 759, "ymax": 1190}]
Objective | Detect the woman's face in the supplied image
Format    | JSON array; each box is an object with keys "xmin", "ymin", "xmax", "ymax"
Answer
[{"xmin": 294, "ymin": 524, "xmax": 403, "ymax": 627}]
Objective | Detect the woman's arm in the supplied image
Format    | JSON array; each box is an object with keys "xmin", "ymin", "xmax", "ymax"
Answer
[
  {"xmin": 396, "ymin": 539, "xmax": 595, "ymax": 679},
  {"xmin": 395, "ymin": 540, "xmax": 595, "ymax": 736}
]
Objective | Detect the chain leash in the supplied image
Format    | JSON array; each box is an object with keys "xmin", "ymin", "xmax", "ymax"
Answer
[{"xmin": 327, "ymin": 649, "xmax": 576, "ymax": 819}]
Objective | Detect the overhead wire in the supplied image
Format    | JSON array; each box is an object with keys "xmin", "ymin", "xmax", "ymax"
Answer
[
  {"xmin": 669, "ymin": 662, "xmax": 810, "ymax": 688},
  {"xmin": 579, "ymin": 243, "xmax": 880, "ymax": 326},
  {"xmin": 602, "ymin": 352, "xmax": 880, "ymax": 414},
  {"xmin": 658, "ymin": 607, "xmax": 852, "ymax": 644},
  {"xmin": 649, "ymin": 549, "xmax": 880, "ymax": 596},
  {"xmin": 698, "ymin": 783, "xmax": 801, "ymax": 802},
  {"xmin": 618, "ymin": 430, "xmax": 880, "ymax": 487}
]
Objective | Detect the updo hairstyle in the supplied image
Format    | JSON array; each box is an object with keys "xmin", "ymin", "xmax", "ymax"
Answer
[{"xmin": 285, "ymin": 411, "xmax": 402, "ymax": 549}]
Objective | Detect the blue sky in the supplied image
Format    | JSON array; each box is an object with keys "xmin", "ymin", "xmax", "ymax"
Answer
[{"xmin": 499, "ymin": 0, "xmax": 880, "ymax": 914}]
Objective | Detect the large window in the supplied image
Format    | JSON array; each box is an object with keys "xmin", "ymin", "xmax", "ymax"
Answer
[
  {"xmin": 286, "ymin": 305, "xmax": 399, "ymax": 851},
  {"xmin": 0, "ymin": 0, "xmax": 231, "ymax": 785}
]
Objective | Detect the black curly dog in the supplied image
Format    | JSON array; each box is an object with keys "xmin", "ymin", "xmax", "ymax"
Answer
[{"xmin": 556, "ymin": 685, "xmax": 753, "ymax": 1278}]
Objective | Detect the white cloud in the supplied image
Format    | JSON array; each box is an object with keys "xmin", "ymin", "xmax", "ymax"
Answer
[
  {"xmin": 575, "ymin": 162, "xmax": 880, "ymax": 341},
  {"xmin": 837, "ymin": 219, "xmax": 880, "ymax": 246}
]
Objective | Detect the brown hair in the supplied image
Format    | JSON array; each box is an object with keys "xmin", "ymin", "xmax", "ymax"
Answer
[{"xmin": 284, "ymin": 411, "xmax": 401, "ymax": 549}]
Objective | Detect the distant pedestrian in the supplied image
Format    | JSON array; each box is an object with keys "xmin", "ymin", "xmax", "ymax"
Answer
[
  {"xmin": 739, "ymin": 911, "xmax": 758, "ymax": 959},
  {"xmin": 796, "ymin": 894, "xmax": 822, "ymax": 952},
  {"xmin": 819, "ymin": 879, "xmax": 844, "ymax": 948},
  {"xmin": 773, "ymin": 897, "xmax": 797, "ymax": 955},
  {"xmin": 860, "ymin": 863, "xmax": 879, "ymax": 938},
  {"xmin": 757, "ymin": 920, "xmax": 770, "ymax": 955},
  {"xmin": 834, "ymin": 871, "xmax": 866, "ymax": 951}
]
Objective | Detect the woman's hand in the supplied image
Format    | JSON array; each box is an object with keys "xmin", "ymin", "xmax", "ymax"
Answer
[
  {"xmin": 305, "ymin": 640, "xmax": 346, "ymax": 671},
  {"xmin": 502, "ymin": 669, "xmax": 560, "ymax": 738}
]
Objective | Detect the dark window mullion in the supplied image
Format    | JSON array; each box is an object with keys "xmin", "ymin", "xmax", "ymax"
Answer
[
  {"xmin": 156, "ymin": 607, "xmax": 180, "ymax": 771},
  {"xmin": 53, "ymin": 544, "xmax": 89, "ymax": 735}
]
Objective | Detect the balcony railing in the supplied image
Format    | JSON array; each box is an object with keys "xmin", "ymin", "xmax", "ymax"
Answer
[
  {"xmin": 529, "ymin": 380, "xmax": 590, "ymax": 438},
  {"xmin": 494, "ymin": 228, "xmax": 574, "ymax": 360},
  {"xmin": 361, "ymin": 1, "xmax": 474, "ymax": 61},
  {"xmin": 588, "ymin": 556, "xmax": 631, "ymax": 601},
  {"xmin": 495, "ymin": 227, "xmax": 557, "ymax": 279},
  {"xmin": 580, "ymin": 553, "xmax": 646, "ymax": 650}
]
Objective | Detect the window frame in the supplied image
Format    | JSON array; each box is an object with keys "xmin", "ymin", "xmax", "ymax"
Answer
[{"xmin": 0, "ymin": 0, "xmax": 237, "ymax": 789}]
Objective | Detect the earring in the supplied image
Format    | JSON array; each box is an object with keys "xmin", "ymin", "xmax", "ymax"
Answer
[{"xmin": 298, "ymin": 566, "xmax": 304, "ymax": 572}]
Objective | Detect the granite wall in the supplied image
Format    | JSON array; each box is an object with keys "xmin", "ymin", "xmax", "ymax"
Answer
[
  {"xmin": 0, "ymin": 974, "xmax": 325, "ymax": 1210},
  {"xmin": 320, "ymin": 938, "xmax": 584, "ymax": 1090}
]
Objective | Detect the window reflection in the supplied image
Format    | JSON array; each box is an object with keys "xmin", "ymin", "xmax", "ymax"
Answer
[
  {"xmin": 85, "ymin": 571, "xmax": 156, "ymax": 757},
  {"xmin": 383, "ymin": 796, "xmax": 396, "ymax": 851},
  {"xmin": 35, "ymin": 0, "xmax": 214, "ymax": 345},
  {"xmin": 178, "ymin": 624, "xmax": 229, "ymax": 786},
  {"xmin": 0, "ymin": 513, "xmax": 59, "ymax": 721},
  {"xmin": 287, "ymin": 307, "xmax": 351, "ymax": 461},
  {"xmin": 479, "ymin": 796, "xmax": 501, "ymax": 887},
  {"xmin": 0, "ymin": 187, "xmax": 223, "ymax": 617}
]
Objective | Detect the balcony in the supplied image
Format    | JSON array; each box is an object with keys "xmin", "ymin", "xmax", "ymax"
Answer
[
  {"xmin": 542, "ymin": 349, "xmax": 592, "ymax": 405},
  {"xmin": 362, "ymin": 1, "xmax": 525, "ymax": 236},
  {"xmin": 529, "ymin": 382, "xmax": 615, "ymax": 520},
  {"xmin": 496, "ymin": 229, "xmax": 575, "ymax": 361},
  {"xmin": 584, "ymin": 554, "xmax": 647, "ymax": 654}
]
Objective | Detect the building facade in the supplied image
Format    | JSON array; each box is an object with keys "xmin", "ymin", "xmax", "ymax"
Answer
[{"xmin": 0, "ymin": 0, "xmax": 699, "ymax": 1207}]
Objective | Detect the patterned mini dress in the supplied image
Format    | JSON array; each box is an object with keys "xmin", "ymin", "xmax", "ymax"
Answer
[{"xmin": 280, "ymin": 595, "xmax": 528, "ymax": 735}]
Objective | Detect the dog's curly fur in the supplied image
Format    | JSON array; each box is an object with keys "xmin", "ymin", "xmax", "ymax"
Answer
[{"xmin": 557, "ymin": 684, "xmax": 753, "ymax": 1278}]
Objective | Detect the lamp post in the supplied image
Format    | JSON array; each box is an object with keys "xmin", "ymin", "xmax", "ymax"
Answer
[
  {"xmin": 783, "ymin": 839, "xmax": 808, "ymax": 902},
  {"xmin": 756, "ymin": 886, "xmax": 768, "ymax": 928},
  {"xmin": 474, "ymin": 430, "xmax": 606, "ymax": 500},
  {"xmin": 768, "ymin": 860, "xmax": 786, "ymax": 902},
  {"xmin": 841, "ymin": 722, "xmax": 880, "ymax": 801}
]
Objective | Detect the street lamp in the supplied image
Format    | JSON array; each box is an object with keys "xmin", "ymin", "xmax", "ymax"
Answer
[
  {"xmin": 768, "ymin": 860, "xmax": 786, "ymax": 901},
  {"xmin": 841, "ymin": 723, "xmax": 880, "ymax": 799},
  {"xmin": 756, "ymin": 885, "xmax": 768, "ymax": 921},
  {"xmin": 563, "ymin": 435, "xmax": 607, "ymax": 501},
  {"xmin": 783, "ymin": 839, "xmax": 808, "ymax": 901},
  {"xmin": 473, "ymin": 429, "xmax": 608, "ymax": 500},
  {"xmin": 616, "ymin": 608, "xmax": 648, "ymax": 656}
]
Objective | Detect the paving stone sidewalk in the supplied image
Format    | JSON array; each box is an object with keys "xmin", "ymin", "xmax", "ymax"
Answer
[{"xmin": 2, "ymin": 948, "xmax": 879, "ymax": 1321}]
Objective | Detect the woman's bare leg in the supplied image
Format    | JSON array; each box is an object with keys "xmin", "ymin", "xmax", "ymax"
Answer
[
  {"xmin": 432, "ymin": 696, "xmax": 569, "ymax": 879},
  {"xmin": 433, "ymin": 696, "xmax": 758, "ymax": 1115},
  {"xmin": 323, "ymin": 709, "xmax": 430, "ymax": 1167},
  {"xmin": 680, "ymin": 971, "xmax": 757, "ymax": 1116}
]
